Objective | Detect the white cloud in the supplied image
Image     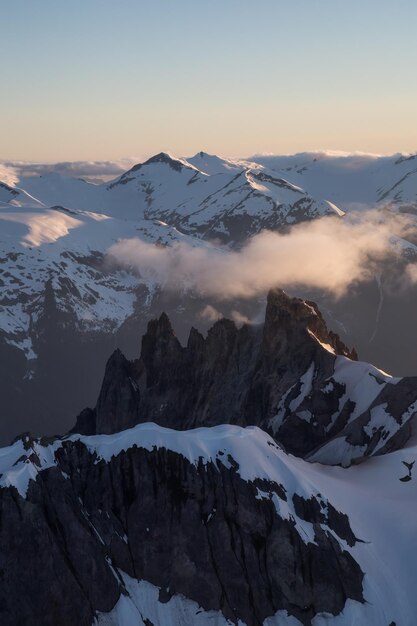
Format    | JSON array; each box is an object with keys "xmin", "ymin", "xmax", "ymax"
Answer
[
  {"xmin": 230, "ymin": 310, "xmax": 253, "ymax": 326},
  {"xmin": 199, "ymin": 305, "xmax": 223, "ymax": 322},
  {"xmin": 108, "ymin": 211, "xmax": 412, "ymax": 299},
  {"xmin": 0, "ymin": 158, "xmax": 140, "ymax": 183}
]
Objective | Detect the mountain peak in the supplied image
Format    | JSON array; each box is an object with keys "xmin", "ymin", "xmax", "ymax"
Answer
[
  {"xmin": 147, "ymin": 311, "xmax": 176, "ymax": 338},
  {"xmin": 142, "ymin": 152, "xmax": 184, "ymax": 171},
  {"xmin": 265, "ymin": 288, "xmax": 357, "ymax": 360},
  {"xmin": 114, "ymin": 152, "xmax": 200, "ymax": 184},
  {"xmin": 187, "ymin": 151, "xmax": 244, "ymax": 175}
]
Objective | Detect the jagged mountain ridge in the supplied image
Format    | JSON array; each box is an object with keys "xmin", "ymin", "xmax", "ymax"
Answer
[{"xmin": 75, "ymin": 290, "xmax": 417, "ymax": 466}]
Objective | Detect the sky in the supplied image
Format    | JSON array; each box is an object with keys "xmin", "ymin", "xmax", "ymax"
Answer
[{"xmin": 1, "ymin": 0, "xmax": 417, "ymax": 161}]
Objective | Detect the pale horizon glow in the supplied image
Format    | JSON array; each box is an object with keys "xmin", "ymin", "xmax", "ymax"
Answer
[{"xmin": 1, "ymin": 0, "xmax": 417, "ymax": 161}]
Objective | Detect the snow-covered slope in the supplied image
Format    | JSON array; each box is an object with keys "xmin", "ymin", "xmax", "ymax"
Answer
[
  {"xmin": 0, "ymin": 181, "xmax": 45, "ymax": 209},
  {"xmin": 1, "ymin": 422, "xmax": 416, "ymax": 625},
  {"xmin": 187, "ymin": 150, "xmax": 246, "ymax": 175},
  {"xmin": 0, "ymin": 203, "xmax": 204, "ymax": 361},
  {"xmin": 95, "ymin": 424, "xmax": 417, "ymax": 626}
]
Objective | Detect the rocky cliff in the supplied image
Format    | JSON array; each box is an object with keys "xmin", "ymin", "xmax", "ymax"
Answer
[
  {"xmin": 75, "ymin": 289, "xmax": 417, "ymax": 466},
  {"xmin": 0, "ymin": 426, "xmax": 365, "ymax": 626}
]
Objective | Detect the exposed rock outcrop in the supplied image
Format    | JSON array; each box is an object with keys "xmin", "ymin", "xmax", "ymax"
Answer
[{"xmin": 75, "ymin": 290, "xmax": 417, "ymax": 465}]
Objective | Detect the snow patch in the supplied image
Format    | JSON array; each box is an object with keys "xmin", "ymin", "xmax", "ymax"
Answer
[{"xmin": 95, "ymin": 571, "xmax": 245, "ymax": 626}]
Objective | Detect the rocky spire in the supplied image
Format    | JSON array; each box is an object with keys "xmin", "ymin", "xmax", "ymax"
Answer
[
  {"xmin": 94, "ymin": 348, "xmax": 142, "ymax": 435},
  {"xmin": 71, "ymin": 290, "xmax": 416, "ymax": 467},
  {"xmin": 264, "ymin": 288, "xmax": 356, "ymax": 362}
]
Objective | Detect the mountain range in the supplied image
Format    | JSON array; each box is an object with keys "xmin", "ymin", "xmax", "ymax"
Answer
[{"xmin": 1, "ymin": 150, "xmax": 417, "ymax": 442}]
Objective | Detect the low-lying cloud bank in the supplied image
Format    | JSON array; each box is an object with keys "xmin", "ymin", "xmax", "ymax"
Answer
[
  {"xmin": 0, "ymin": 159, "xmax": 139, "ymax": 184},
  {"xmin": 108, "ymin": 211, "xmax": 416, "ymax": 299}
]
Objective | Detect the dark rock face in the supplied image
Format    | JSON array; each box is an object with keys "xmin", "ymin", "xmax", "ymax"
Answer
[
  {"xmin": 241, "ymin": 292, "xmax": 355, "ymax": 454},
  {"xmin": 0, "ymin": 439, "xmax": 364, "ymax": 626},
  {"xmin": 76, "ymin": 289, "xmax": 417, "ymax": 464},
  {"xmin": 0, "ymin": 465, "xmax": 120, "ymax": 626},
  {"xmin": 87, "ymin": 290, "xmax": 350, "ymax": 437},
  {"xmin": 94, "ymin": 349, "xmax": 143, "ymax": 435}
]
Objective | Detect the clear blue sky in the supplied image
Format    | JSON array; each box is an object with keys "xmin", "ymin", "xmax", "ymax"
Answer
[{"xmin": 1, "ymin": 0, "xmax": 416, "ymax": 160}]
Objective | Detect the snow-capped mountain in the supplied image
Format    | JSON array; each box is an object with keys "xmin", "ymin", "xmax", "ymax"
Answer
[
  {"xmin": 17, "ymin": 152, "xmax": 342, "ymax": 241},
  {"xmin": 1, "ymin": 292, "xmax": 416, "ymax": 625},
  {"xmin": 1, "ymin": 150, "xmax": 417, "ymax": 443},
  {"xmin": 251, "ymin": 151, "xmax": 417, "ymax": 210},
  {"xmin": 7, "ymin": 150, "xmax": 417, "ymax": 217}
]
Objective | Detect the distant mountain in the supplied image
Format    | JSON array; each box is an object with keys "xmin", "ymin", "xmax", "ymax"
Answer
[
  {"xmin": 187, "ymin": 150, "xmax": 245, "ymax": 175},
  {"xmin": 18, "ymin": 151, "xmax": 342, "ymax": 241},
  {"xmin": 250, "ymin": 151, "xmax": 417, "ymax": 210}
]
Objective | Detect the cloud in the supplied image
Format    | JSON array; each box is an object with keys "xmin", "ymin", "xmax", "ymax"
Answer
[
  {"xmin": 0, "ymin": 163, "xmax": 19, "ymax": 186},
  {"xmin": 108, "ymin": 211, "xmax": 414, "ymax": 299},
  {"xmin": 0, "ymin": 159, "xmax": 140, "ymax": 183},
  {"xmin": 199, "ymin": 305, "xmax": 258, "ymax": 327},
  {"xmin": 230, "ymin": 310, "xmax": 253, "ymax": 326},
  {"xmin": 249, "ymin": 150, "xmax": 384, "ymax": 159},
  {"xmin": 199, "ymin": 305, "xmax": 223, "ymax": 322},
  {"xmin": 406, "ymin": 263, "xmax": 417, "ymax": 284}
]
